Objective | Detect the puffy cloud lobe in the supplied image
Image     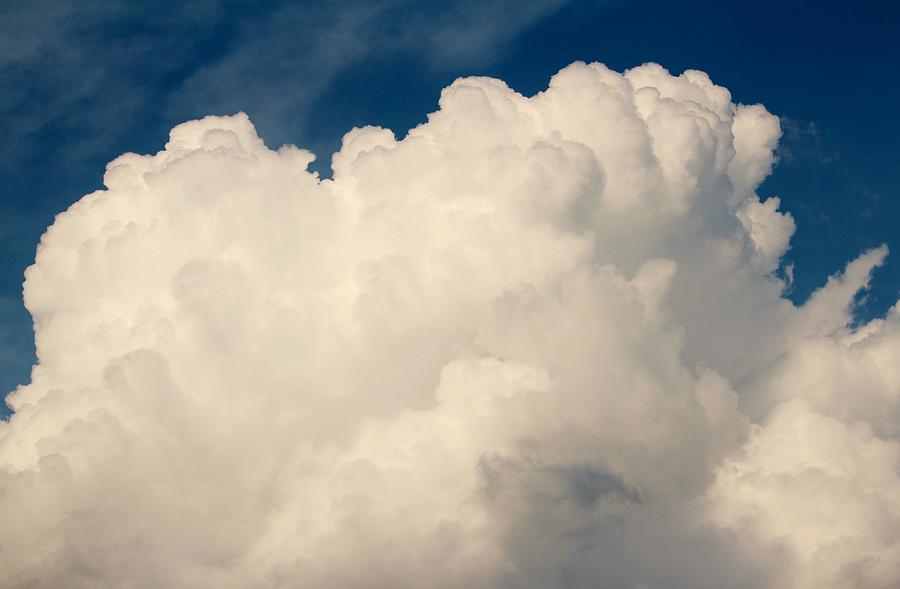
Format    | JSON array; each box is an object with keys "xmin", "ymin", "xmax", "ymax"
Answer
[
  {"xmin": 737, "ymin": 196, "xmax": 796, "ymax": 272},
  {"xmin": 0, "ymin": 62, "xmax": 897, "ymax": 588}
]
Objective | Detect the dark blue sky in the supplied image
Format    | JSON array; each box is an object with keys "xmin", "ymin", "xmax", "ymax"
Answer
[{"xmin": 1, "ymin": 0, "xmax": 898, "ymax": 415}]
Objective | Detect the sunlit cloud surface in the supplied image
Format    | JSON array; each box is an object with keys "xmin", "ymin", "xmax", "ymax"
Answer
[{"xmin": 2, "ymin": 62, "xmax": 899, "ymax": 589}]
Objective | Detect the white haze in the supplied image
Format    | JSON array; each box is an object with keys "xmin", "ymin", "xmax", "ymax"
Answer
[{"xmin": 1, "ymin": 62, "xmax": 899, "ymax": 588}]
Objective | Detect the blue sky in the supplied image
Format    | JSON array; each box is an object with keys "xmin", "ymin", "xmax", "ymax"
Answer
[{"xmin": 1, "ymin": 0, "xmax": 897, "ymax": 414}]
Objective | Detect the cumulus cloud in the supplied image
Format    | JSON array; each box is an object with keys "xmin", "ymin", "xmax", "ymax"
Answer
[{"xmin": 1, "ymin": 61, "xmax": 898, "ymax": 588}]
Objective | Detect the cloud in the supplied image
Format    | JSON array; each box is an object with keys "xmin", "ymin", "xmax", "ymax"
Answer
[
  {"xmin": 0, "ymin": 0, "xmax": 573, "ymax": 401},
  {"xmin": 0, "ymin": 0, "xmax": 570, "ymax": 170},
  {"xmin": 2, "ymin": 62, "xmax": 898, "ymax": 588},
  {"xmin": 0, "ymin": 0, "xmax": 224, "ymax": 167}
]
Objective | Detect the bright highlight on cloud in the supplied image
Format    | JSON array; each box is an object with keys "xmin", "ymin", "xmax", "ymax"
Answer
[{"xmin": 1, "ymin": 62, "xmax": 898, "ymax": 588}]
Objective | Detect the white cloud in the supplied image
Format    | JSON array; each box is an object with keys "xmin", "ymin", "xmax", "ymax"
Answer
[
  {"xmin": 737, "ymin": 195, "xmax": 796, "ymax": 272},
  {"xmin": 1, "ymin": 61, "xmax": 897, "ymax": 588}
]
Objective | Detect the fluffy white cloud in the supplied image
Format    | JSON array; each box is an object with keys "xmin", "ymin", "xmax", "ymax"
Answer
[{"xmin": 1, "ymin": 61, "xmax": 897, "ymax": 589}]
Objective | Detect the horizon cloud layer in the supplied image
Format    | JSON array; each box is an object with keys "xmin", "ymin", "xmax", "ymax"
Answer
[{"xmin": 1, "ymin": 61, "xmax": 899, "ymax": 588}]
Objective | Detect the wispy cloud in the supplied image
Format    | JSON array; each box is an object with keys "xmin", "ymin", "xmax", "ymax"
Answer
[
  {"xmin": 776, "ymin": 116, "xmax": 839, "ymax": 165},
  {"xmin": 0, "ymin": 0, "xmax": 570, "ymax": 171}
]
